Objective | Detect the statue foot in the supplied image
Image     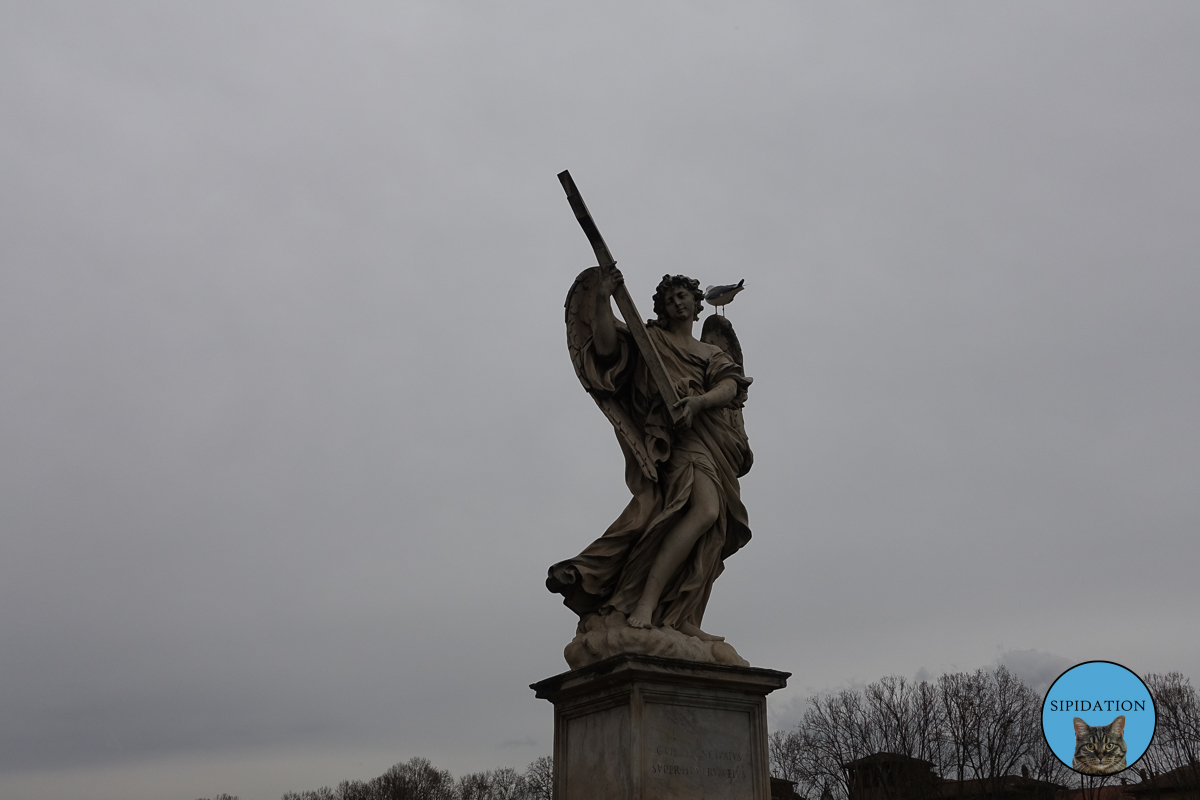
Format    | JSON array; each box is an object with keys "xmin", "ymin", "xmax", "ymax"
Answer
[
  {"xmin": 627, "ymin": 602, "xmax": 655, "ymax": 629},
  {"xmin": 677, "ymin": 621, "xmax": 725, "ymax": 642}
]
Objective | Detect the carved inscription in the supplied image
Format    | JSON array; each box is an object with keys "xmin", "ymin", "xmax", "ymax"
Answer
[
  {"xmin": 643, "ymin": 703, "xmax": 756, "ymax": 799},
  {"xmin": 651, "ymin": 747, "xmax": 748, "ymax": 779}
]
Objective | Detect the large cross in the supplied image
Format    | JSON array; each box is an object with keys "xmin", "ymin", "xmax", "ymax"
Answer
[{"xmin": 558, "ymin": 170, "xmax": 684, "ymax": 426}]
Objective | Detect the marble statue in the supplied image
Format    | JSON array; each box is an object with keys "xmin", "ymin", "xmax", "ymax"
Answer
[{"xmin": 547, "ymin": 172, "xmax": 755, "ymax": 669}]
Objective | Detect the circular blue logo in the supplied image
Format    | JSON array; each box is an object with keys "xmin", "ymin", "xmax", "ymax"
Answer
[{"xmin": 1042, "ymin": 661, "xmax": 1155, "ymax": 776}]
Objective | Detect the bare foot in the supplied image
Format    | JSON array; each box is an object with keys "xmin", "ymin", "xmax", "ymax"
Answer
[
  {"xmin": 678, "ymin": 621, "xmax": 724, "ymax": 641},
  {"xmin": 627, "ymin": 601, "xmax": 655, "ymax": 629}
]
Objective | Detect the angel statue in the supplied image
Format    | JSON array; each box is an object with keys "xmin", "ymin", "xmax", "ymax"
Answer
[{"xmin": 547, "ymin": 262, "xmax": 755, "ymax": 669}]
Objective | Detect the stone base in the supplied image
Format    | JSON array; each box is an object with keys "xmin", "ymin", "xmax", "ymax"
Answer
[{"xmin": 531, "ymin": 654, "xmax": 790, "ymax": 800}]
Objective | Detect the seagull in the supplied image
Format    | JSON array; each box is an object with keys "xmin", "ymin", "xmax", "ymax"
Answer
[{"xmin": 704, "ymin": 279, "xmax": 745, "ymax": 315}]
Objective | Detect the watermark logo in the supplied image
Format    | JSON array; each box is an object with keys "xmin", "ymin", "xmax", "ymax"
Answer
[{"xmin": 1042, "ymin": 661, "xmax": 1156, "ymax": 776}]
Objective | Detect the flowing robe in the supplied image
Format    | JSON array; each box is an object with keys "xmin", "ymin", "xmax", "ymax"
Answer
[{"xmin": 548, "ymin": 268, "xmax": 753, "ymax": 632}]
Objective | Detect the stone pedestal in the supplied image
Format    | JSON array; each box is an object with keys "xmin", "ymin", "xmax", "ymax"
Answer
[{"xmin": 531, "ymin": 654, "xmax": 790, "ymax": 800}]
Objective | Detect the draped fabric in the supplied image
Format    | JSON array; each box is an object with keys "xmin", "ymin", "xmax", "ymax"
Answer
[{"xmin": 548, "ymin": 268, "xmax": 753, "ymax": 631}]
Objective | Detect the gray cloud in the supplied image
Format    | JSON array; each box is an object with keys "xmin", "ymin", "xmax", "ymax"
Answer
[
  {"xmin": 997, "ymin": 649, "xmax": 1077, "ymax": 697},
  {"xmin": 497, "ymin": 738, "xmax": 538, "ymax": 749}
]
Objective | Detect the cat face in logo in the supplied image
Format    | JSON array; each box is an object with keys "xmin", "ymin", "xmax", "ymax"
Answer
[{"xmin": 1073, "ymin": 716, "xmax": 1128, "ymax": 775}]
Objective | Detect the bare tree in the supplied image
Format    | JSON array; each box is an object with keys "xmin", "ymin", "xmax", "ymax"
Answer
[
  {"xmin": 770, "ymin": 728, "xmax": 807, "ymax": 786},
  {"xmin": 796, "ymin": 688, "xmax": 874, "ymax": 800},
  {"xmin": 938, "ymin": 667, "xmax": 1044, "ymax": 800},
  {"xmin": 1138, "ymin": 673, "xmax": 1200, "ymax": 800},
  {"xmin": 865, "ymin": 676, "xmax": 944, "ymax": 766},
  {"xmin": 910, "ymin": 679, "xmax": 946, "ymax": 774},
  {"xmin": 777, "ymin": 678, "xmax": 945, "ymax": 800},
  {"xmin": 1026, "ymin": 734, "xmax": 1072, "ymax": 787},
  {"xmin": 938, "ymin": 670, "xmax": 987, "ymax": 787},
  {"xmin": 281, "ymin": 755, "xmax": 553, "ymax": 800},
  {"xmin": 1143, "ymin": 672, "xmax": 1200, "ymax": 770},
  {"xmin": 522, "ymin": 756, "xmax": 553, "ymax": 800},
  {"xmin": 281, "ymin": 789, "xmax": 337, "ymax": 800},
  {"xmin": 457, "ymin": 768, "xmax": 526, "ymax": 800},
  {"xmin": 328, "ymin": 757, "xmax": 457, "ymax": 800},
  {"xmin": 772, "ymin": 667, "xmax": 1075, "ymax": 800}
]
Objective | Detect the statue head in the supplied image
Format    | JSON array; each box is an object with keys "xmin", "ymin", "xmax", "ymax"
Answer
[{"xmin": 651, "ymin": 274, "xmax": 704, "ymax": 326}]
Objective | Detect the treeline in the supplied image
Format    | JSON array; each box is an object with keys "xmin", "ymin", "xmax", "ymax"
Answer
[
  {"xmin": 197, "ymin": 755, "xmax": 551, "ymax": 800},
  {"xmin": 280, "ymin": 756, "xmax": 552, "ymax": 800},
  {"xmin": 769, "ymin": 669, "xmax": 1200, "ymax": 800},
  {"xmin": 1141, "ymin": 672, "xmax": 1200, "ymax": 780},
  {"xmin": 196, "ymin": 670, "xmax": 1199, "ymax": 800}
]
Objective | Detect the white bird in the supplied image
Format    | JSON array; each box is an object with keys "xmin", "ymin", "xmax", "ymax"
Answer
[{"xmin": 704, "ymin": 279, "xmax": 745, "ymax": 315}]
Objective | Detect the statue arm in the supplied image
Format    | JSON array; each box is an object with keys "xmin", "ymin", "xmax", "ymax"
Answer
[
  {"xmin": 672, "ymin": 378, "xmax": 737, "ymax": 427},
  {"xmin": 565, "ymin": 265, "xmax": 658, "ymax": 481},
  {"xmin": 590, "ymin": 265, "xmax": 624, "ymax": 359},
  {"xmin": 704, "ymin": 378, "xmax": 738, "ymax": 408}
]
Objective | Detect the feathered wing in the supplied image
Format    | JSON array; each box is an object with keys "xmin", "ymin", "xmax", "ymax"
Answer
[
  {"xmin": 700, "ymin": 313, "xmax": 743, "ymax": 367},
  {"xmin": 701, "ymin": 313, "xmax": 753, "ymax": 476},
  {"xmin": 565, "ymin": 267, "xmax": 658, "ymax": 482}
]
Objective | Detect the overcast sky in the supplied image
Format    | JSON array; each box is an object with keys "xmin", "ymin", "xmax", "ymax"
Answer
[{"xmin": 1, "ymin": 3, "xmax": 1198, "ymax": 799}]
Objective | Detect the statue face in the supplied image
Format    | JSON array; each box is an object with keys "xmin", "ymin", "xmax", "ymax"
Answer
[{"xmin": 663, "ymin": 284, "xmax": 697, "ymax": 322}]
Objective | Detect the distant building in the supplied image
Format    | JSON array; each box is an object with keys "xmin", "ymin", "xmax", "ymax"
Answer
[
  {"xmin": 845, "ymin": 753, "xmax": 941, "ymax": 800},
  {"xmin": 836, "ymin": 751, "xmax": 1198, "ymax": 800},
  {"xmin": 1126, "ymin": 764, "xmax": 1200, "ymax": 800},
  {"xmin": 843, "ymin": 752, "xmax": 1064, "ymax": 800},
  {"xmin": 772, "ymin": 777, "xmax": 803, "ymax": 800},
  {"xmin": 939, "ymin": 774, "xmax": 1063, "ymax": 800},
  {"xmin": 1053, "ymin": 785, "xmax": 1133, "ymax": 800}
]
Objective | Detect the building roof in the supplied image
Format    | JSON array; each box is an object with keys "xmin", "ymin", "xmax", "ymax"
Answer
[
  {"xmin": 845, "ymin": 753, "xmax": 938, "ymax": 769},
  {"xmin": 1126, "ymin": 763, "xmax": 1200, "ymax": 794},
  {"xmin": 938, "ymin": 775, "xmax": 1065, "ymax": 797},
  {"xmin": 1055, "ymin": 785, "xmax": 1133, "ymax": 800}
]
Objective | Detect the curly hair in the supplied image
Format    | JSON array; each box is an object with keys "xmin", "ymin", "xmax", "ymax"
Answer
[{"xmin": 650, "ymin": 274, "xmax": 705, "ymax": 326}]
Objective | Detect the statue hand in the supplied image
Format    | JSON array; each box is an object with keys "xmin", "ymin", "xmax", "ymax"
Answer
[
  {"xmin": 597, "ymin": 264, "xmax": 624, "ymax": 297},
  {"xmin": 672, "ymin": 395, "xmax": 705, "ymax": 428}
]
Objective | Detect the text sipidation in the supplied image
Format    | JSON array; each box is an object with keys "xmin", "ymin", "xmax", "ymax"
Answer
[{"xmin": 1049, "ymin": 700, "xmax": 1146, "ymax": 712}]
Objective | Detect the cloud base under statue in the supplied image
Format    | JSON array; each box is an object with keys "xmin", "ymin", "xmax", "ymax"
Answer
[{"xmin": 563, "ymin": 610, "xmax": 749, "ymax": 670}]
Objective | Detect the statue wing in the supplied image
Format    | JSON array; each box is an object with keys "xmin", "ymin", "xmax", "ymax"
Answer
[
  {"xmin": 700, "ymin": 313, "xmax": 743, "ymax": 367},
  {"xmin": 565, "ymin": 267, "xmax": 658, "ymax": 482},
  {"xmin": 701, "ymin": 313, "xmax": 753, "ymax": 476}
]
